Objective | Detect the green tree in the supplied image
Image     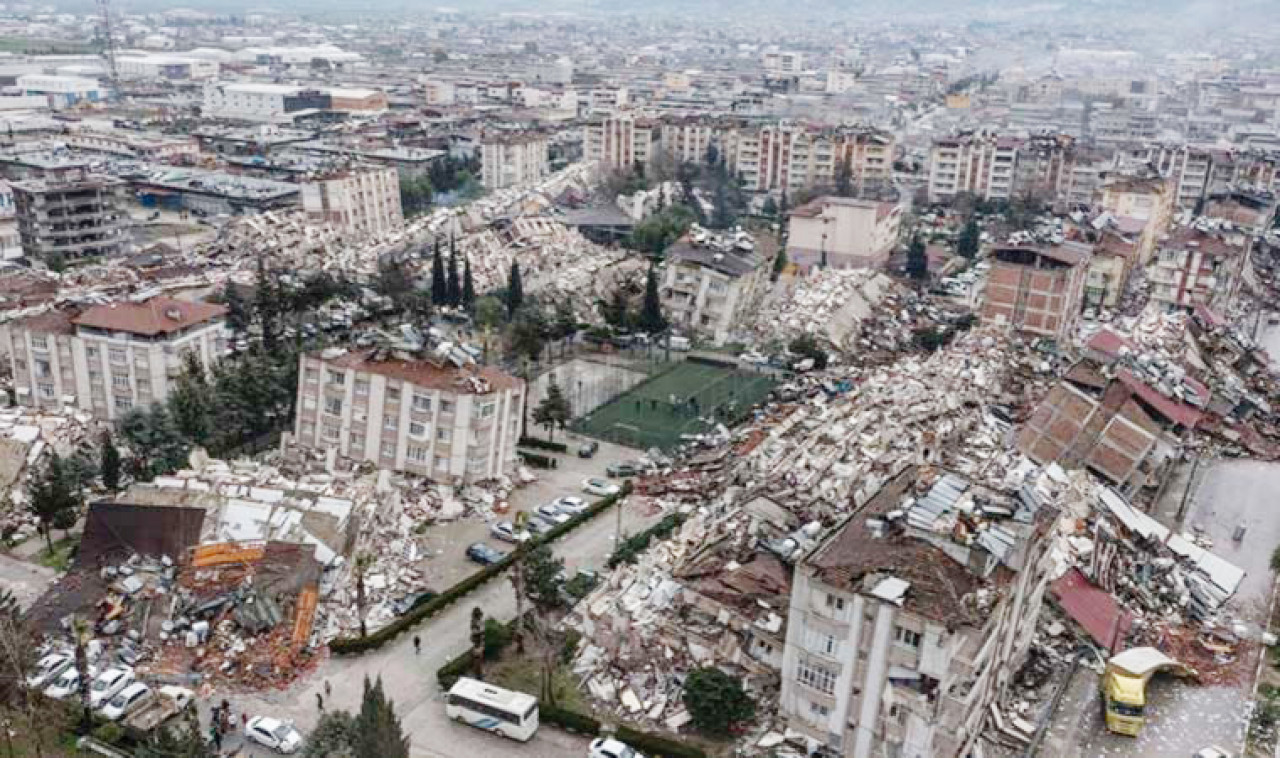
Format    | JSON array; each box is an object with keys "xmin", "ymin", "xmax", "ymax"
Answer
[
  {"xmin": 788, "ymin": 334, "xmax": 830, "ymax": 370},
  {"xmin": 683, "ymin": 667, "xmax": 756, "ymax": 736},
  {"xmin": 354, "ymin": 676, "xmax": 409, "ymax": 758},
  {"xmin": 601, "ymin": 286, "xmax": 631, "ymax": 330},
  {"xmin": 509, "ymin": 306, "xmax": 548, "ymax": 362},
  {"xmin": 167, "ymin": 352, "xmax": 212, "ymax": 447},
  {"xmin": 835, "ymin": 154, "xmax": 854, "ymax": 197},
  {"xmin": 772, "ymin": 247, "xmax": 788, "ymax": 281},
  {"xmin": 637, "ymin": 265, "xmax": 667, "ymax": 335},
  {"xmin": 118, "ymin": 405, "xmax": 192, "ymax": 479},
  {"xmin": 474, "ymin": 295, "xmax": 505, "ymax": 329},
  {"xmin": 376, "ymin": 258, "xmax": 413, "ymax": 306},
  {"xmin": 26, "ymin": 452, "xmax": 78, "ymax": 551},
  {"xmin": 99, "ymin": 430, "xmax": 121, "ymax": 491},
  {"xmin": 957, "ymin": 218, "xmax": 980, "ymax": 259},
  {"xmin": 304, "ymin": 710, "xmax": 356, "ymax": 758},
  {"xmin": 532, "ymin": 380, "xmax": 571, "ymax": 441},
  {"xmin": 761, "ymin": 195, "xmax": 778, "ymax": 218},
  {"xmin": 430, "ymin": 240, "xmax": 446, "ymax": 304},
  {"xmin": 506, "ymin": 262, "xmax": 524, "ymax": 320},
  {"xmin": 137, "ymin": 721, "xmax": 218, "ymax": 757},
  {"xmin": 223, "ymin": 283, "xmax": 251, "ymax": 342},
  {"xmin": 447, "ymin": 245, "xmax": 461, "ymax": 307},
  {"xmin": 254, "ymin": 256, "xmax": 281, "ymax": 353},
  {"xmin": 521, "ymin": 544, "xmax": 564, "ymax": 614},
  {"xmin": 711, "ymin": 182, "xmax": 735, "ymax": 230},
  {"xmin": 462, "ymin": 257, "xmax": 475, "ymax": 312},
  {"xmin": 906, "ymin": 234, "xmax": 928, "ymax": 281}
]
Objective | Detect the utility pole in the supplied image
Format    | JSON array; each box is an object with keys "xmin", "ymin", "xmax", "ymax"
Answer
[{"xmin": 96, "ymin": 0, "xmax": 120, "ymax": 96}]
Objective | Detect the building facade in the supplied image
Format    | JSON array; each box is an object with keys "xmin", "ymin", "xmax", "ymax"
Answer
[
  {"xmin": 660, "ymin": 239, "xmax": 768, "ymax": 345},
  {"xmin": 786, "ymin": 196, "xmax": 902, "ymax": 270},
  {"xmin": 583, "ymin": 114, "xmax": 659, "ymax": 172},
  {"xmin": 301, "ymin": 166, "xmax": 404, "ymax": 236},
  {"xmin": 12, "ymin": 172, "xmax": 129, "ymax": 263},
  {"xmin": 1099, "ymin": 174, "xmax": 1175, "ymax": 265},
  {"xmin": 728, "ymin": 124, "xmax": 894, "ymax": 196},
  {"xmin": 0, "ymin": 297, "xmax": 229, "ymax": 420},
  {"xmin": 980, "ymin": 243, "xmax": 1091, "ymax": 342},
  {"xmin": 480, "ymin": 134, "xmax": 550, "ymax": 190},
  {"xmin": 293, "ymin": 348, "xmax": 524, "ymax": 484},
  {"xmin": 927, "ymin": 133, "xmax": 1018, "ymax": 204},
  {"xmin": 1149, "ymin": 227, "xmax": 1250, "ymax": 312}
]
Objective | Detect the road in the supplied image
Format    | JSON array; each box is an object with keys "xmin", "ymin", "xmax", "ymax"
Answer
[
  {"xmin": 210, "ymin": 439, "xmax": 662, "ymax": 757},
  {"xmin": 0, "ymin": 552, "xmax": 56, "ymax": 610}
]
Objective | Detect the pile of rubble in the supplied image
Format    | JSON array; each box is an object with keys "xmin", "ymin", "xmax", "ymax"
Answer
[{"xmin": 0, "ymin": 406, "xmax": 102, "ymax": 542}]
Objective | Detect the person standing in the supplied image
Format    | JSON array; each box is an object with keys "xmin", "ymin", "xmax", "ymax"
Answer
[
  {"xmin": 414, "ymin": 635, "xmax": 421, "ymax": 655},
  {"xmin": 316, "ymin": 692, "xmax": 324, "ymax": 711}
]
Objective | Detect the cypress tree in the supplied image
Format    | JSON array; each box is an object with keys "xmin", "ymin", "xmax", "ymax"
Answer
[
  {"xmin": 462, "ymin": 257, "xmax": 475, "ymax": 312},
  {"xmin": 430, "ymin": 239, "xmax": 446, "ymax": 304},
  {"xmin": 447, "ymin": 247, "xmax": 460, "ymax": 307},
  {"xmin": 638, "ymin": 265, "xmax": 667, "ymax": 334},
  {"xmin": 506, "ymin": 261, "xmax": 523, "ymax": 319}
]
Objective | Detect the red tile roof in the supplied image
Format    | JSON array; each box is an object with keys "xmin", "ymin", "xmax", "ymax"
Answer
[
  {"xmin": 1051, "ymin": 567, "xmax": 1132, "ymax": 653},
  {"xmin": 1116, "ymin": 368, "xmax": 1204, "ymax": 429},
  {"xmin": 73, "ymin": 297, "xmax": 227, "ymax": 337},
  {"xmin": 315, "ymin": 348, "xmax": 523, "ymax": 393}
]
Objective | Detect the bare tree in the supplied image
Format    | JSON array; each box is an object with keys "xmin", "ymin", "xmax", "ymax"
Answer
[
  {"xmin": 510, "ymin": 512, "xmax": 529, "ymax": 655},
  {"xmin": 72, "ymin": 617, "xmax": 93, "ymax": 728},
  {"xmin": 354, "ymin": 553, "xmax": 372, "ymax": 638},
  {"xmin": 0, "ymin": 606, "xmax": 47, "ymax": 757}
]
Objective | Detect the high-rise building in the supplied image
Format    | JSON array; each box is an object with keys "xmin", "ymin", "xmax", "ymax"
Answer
[
  {"xmin": 480, "ymin": 133, "xmax": 550, "ymax": 189},
  {"xmin": 301, "ymin": 165, "xmax": 403, "ymax": 236},
  {"xmin": 12, "ymin": 171, "xmax": 129, "ymax": 264}
]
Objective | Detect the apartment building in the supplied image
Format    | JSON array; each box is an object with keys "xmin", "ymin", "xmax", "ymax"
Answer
[
  {"xmin": 786, "ymin": 196, "xmax": 902, "ymax": 270},
  {"xmin": 301, "ymin": 165, "xmax": 404, "ymax": 236},
  {"xmin": 779, "ymin": 467, "xmax": 1055, "ymax": 758},
  {"xmin": 203, "ymin": 82, "xmax": 386, "ymax": 122},
  {"xmin": 1149, "ymin": 226, "xmax": 1250, "ymax": 313},
  {"xmin": 583, "ymin": 113, "xmax": 659, "ymax": 172},
  {"xmin": 1011, "ymin": 134, "xmax": 1077, "ymax": 203},
  {"xmin": 763, "ymin": 50, "xmax": 805, "ymax": 74},
  {"xmin": 293, "ymin": 347, "xmax": 524, "ymax": 484},
  {"xmin": 12, "ymin": 172, "xmax": 129, "ymax": 263},
  {"xmin": 926, "ymin": 133, "xmax": 1018, "ymax": 203},
  {"xmin": 1099, "ymin": 174, "xmax": 1175, "ymax": 265},
  {"xmin": 728, "ymin": 123, "xmax": 894, "ymax": 196},
  {"xmin": 980, "ymin": 243, "xmax": 1091, "ymax": 342},
  {"xmin": 0, "ymin": 297, "xmax": 229, "ymax": 420},
  {"xmin": 480, "ymin": 133, "xmax": 550, "ymax": 190},
  {"xmin": 660, "ymin": 118, "xmax": 723, "ymax": 164},
  {"xmin": 1084, "ymin": 232, "xmax": 1140, "ymax": 310},
  {"xmin": 1126, "ymin": 144, "xmax": 1214, "ymax": 209},
  {"xmin": 660, "ymin": 239, "xmax": 768, "ymax": 345}
]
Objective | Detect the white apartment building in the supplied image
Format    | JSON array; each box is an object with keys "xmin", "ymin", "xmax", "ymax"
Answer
[
  {"xmin": 0, "ymin": 298, "xmax": 229, "ymax": 420},
  {"xmin": 763, "ymin": 50, "xmax": 805, "ymax": 74},
  {"xmin": 293, "ymin": 348, "xmax": 524, "ymax": 484},
  {"xmin": 926, "ymin": 133, "xmax": 1018, "ymax": 203},
  {"xmin": 301, "ymin": 166, "xmax": 404, "ymax": 236},
  {"xmin": 660, "ymin": 119, "xmax": 721, "ymax": 164},
  {"xmin": 1149, "ymin": 226, "xmax": 1250, "ymax": 312},
  {"xmin": 728, "ymin": 124, "xmax": 894, "ymax": 195},
  {"xmin": 779, "ymin": 468, "xmax": 1055, "ymax": 758},
  {"xmin": 1126, "ymin": 144, "xmax": 1214, "ymax": 210},
  {"xmin": 117, "ymin": 54, "xmax": 221, "ymax": 81},
  {"xmin": 583, "ymin": 114, "xmax": 659, "ymax": 172},
  {"xmin": 660, "ymin": 239, "xmax": 768, "ymax": 345},
  {"xmin": 480, "ymin": 134, "xmax": 550, "ymax": 190},
  {"xmin": 203, "ymin": 82, "xmax": 302, "ymax": 121},
  {"xmin": 786, "ymin": 196, "xmax": 902, "ymax": 270}
]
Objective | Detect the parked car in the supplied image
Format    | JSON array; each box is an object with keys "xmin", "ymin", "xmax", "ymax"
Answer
[
  {"xmin": 590, "ymin": 737, "xmax": 642, "ymax": 758},
  {"xmin": 44, "ymin": 667, "xmax": 85, "ymax": 700},
  {"xmin": 466, "ymin": 543, "xmax": 506, "ymax": 565},
  {"xmin": 526, "ymin": 516, "xmax": 556, "ymax": 536},
  {"xmin": 534, "ymin": 503, "xmax": 572, "ymax": 525},
  {"xmin": 89, "ymin": 667, "xmax": 135, "ymax": 708},
  {"xmin": 27, "ymin": 652, "xmax": 73, "ymax": 689},
  {"xmin": 490, "ymin": 521, "xmax": 532, "ymax": 544},
  {"xmin": 99, "ymin": 682, "xmax": 153, "ymax": 721},
  {"xmin": 583, "ymin": 478, "xmax": 621, "ymax": 497},
  {"xmin": 553, "ymin": 496, "xmax": 589, "ymax": 515},
  {"xmin": 391, "ymin": 590, "xmax": 438, "ymax": 617},
  {"xmin": 739, "ymin": 351, "xmax": 768, "ymax": 365},
  {"xmin": 245, "ymin": 716, "xmax": 303, "ymax": 754},
  {"xmin": 606, "ymin": 462, "xmax": 642, "ymax": 478},
  {"xmin": 577, "ymin": 440, "xmax": 600, "ymax": 458},
  {"xmin": 1193, "ymin": 748, "xmax": 1231, "ymax": 758}
]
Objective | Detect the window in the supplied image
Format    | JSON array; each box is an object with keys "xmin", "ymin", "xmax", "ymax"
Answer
[
  {"xmin": 894, "ymin": 627, "xmax": 922, "ymax": 649},
  {"xmin": 303, "ymin": 396, "xmax": 317, "ymax": 410},
  {"xmin": 114, "ymin": 396, "xmax": 132, "ymax": 411},
  {"xmin": 350, "ymin": 433, "xmax": 364, "ymax": 448},
  {"xmin": 109, "ymin": 348, "xmax": 127, "ymax": 363},
  {"xmin": 323, "ymin": 425, "xmax": 340, "ymax": 441},
  {"xmin": 30, "ymin": 335, "xmax": 47, "ymax": 350},
  {"xmin": 796, "ymin": 661, "xmax": 837, "ymax": 695},
  {"xmin": 478, "ymin": 403, "xmax": 495, "ymax": 419},
  {"xmin": 355, "ymin": 379, "xmax": 369, "ymax": 396},
  {"xmin": 383, "ymin": 414, "xmax": 398, "ymax": 431},
  {"xmin": 436, "ymin": 428, "xmax": 452, "ymax": 443},
  {"xmin": 85, "ymin": 346, "xmax": 98, "ymax": 359},
  {"xmin": 34, "ymin": 359, "xmax": 50, "ymax": 378},
  {"xmin": 809, "ymin": 700, "xmax": 830, "ymax": 718},
  {"xmin": 409, "ymin": 421, "xmax": 428, "ymax": 438},
  {"xmin": 327, "ymin": 370, "xmax": 345, "ymax": 385},
  {"xmin": 325, "ymin": 397, "xmax": 343, "ymax": 416},
  {"xmin": 13, "ymin": 358, "xmax": 24, "ymax": 370},
  {"xmin": 412, "ymin": 394, "xmax": 432, "ymax": 412},
  {"xmin": 380, "ymin": 441, "xmax": 396, "ymax": 458},
  {"xmin": 112, "ymin": 374, "xmax": 130, "ymax": 389},
  {"xmin": 136, "ymin": 378, "xmax": 150, "ymax": 392},
  {"xmin": 407, "ymin": 445, "xmax": 428, "ymax": 463},
  {"xmin": 825, "ymin": 594, "xmax": 845, "ymax": 612},
  {"xmin": 386, "ymin": 386, "xmax": 401, "ymax": 401},
  {"xmin": 305, "ymin": 369, "xmax": 319, "ymax": 384},
  {"xmin": 440, "ymin": 399, "xmax": 454, "ymax": 414},
  {"xmin": 435, "ymin": 456, "xmax": 449, "ymax": 469},
  {"xmin": 38, "ymin": 383, "xmax": 55, "ymax": 399},
  {"xmin": 300, "ymin": 422, "xmax": 314, "ymax": 436},
  {"xmin": 89, "ymin": 371, "xmax": 102, "ymax": 384}
]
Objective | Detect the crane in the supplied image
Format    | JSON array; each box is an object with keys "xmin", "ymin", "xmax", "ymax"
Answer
[{"xmin": 96, "ymin": 0, "xmax": 119, "ymax": 96}]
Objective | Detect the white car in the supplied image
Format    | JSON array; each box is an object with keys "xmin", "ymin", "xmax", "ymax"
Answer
[
  {"xmin": 89, "ymin": 667, "xmax": 134, "ymax": 708},
  {"xmin": 590, "ymin": 737, "xmax": 642, "ymax": 758},
  {"xmin": 489, "ymin": 521, "xmax": 532, "ymax": 543},
  {"xmin": 27, "ymin": 652, "xmax": 73, "ymax": 690},
  {"xmin": 583, "ymin": 478, "xmax": 621, "ymax": 497},
  {"xmin": 553, "ymin": 496, "xmax": 589, "ymax": 515},
  {"xmin": 44, "ymin": 666, "xmax": 84, "ymax": 700},
  {"xmin": 99, "ymin": 682, "xmax": 152, "ymax": 721},
  {"xmin": 246, "ymin": 716, "xmax": 303, "ymax": 754},
  {"xmin": 1194, "ymin": 748, "xmax": 1231, "ymax": 758},
  {"xmin": 534, "ymin": 503, "xmax": 572, "ymax": 525}
]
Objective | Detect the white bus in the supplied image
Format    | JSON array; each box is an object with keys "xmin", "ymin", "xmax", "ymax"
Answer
[{"xmin": 445, "ymin": 677, "xmax": 539, "ymax": 742}]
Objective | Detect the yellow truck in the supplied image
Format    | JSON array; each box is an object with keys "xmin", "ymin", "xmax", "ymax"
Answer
[{"xmin": 1101, "ymin": 647, "xmax": 1196, "ymax": 736}]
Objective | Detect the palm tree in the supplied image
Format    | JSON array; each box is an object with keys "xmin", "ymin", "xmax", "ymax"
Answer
[
  {"xmin": 71, "ymin": 617, "xmax": 92, "ymax": 727},
  {"xmin": 354, "ymin": 553, "xmax": 373, "ymax": 638}
]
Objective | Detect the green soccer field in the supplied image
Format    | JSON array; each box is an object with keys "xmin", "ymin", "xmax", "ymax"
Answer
[{"xmin": 575, "ymin": 360, "xmax": 776, "ymax": 450}]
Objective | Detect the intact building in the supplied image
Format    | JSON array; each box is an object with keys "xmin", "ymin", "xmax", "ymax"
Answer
[
  {"xmin": 727, "ymin": 124, "xmax": 894, "ymax": 196},
  {"xmin": 980, "ymin": 243, "xmax": 1091, "ymax": 342},
  {"xmin": 583, "ymin": 113, "xmax": 659, "ymax": 172},
  {"xmin": 1149, "ymin": 226, "xmax": 1250, "ymax": 313},
  {"xmin": 301, "ymin": 166, "xmax": 404, "ymax": 236},
  {"xmin": 0, "ymin": 297, "xmax": 229, "ymax": 420},
  {"xmin": 480, "ymin": 133, "xmax": 550, "ymax": 190},
  {"xmin": 12, "ymin": 173, "xmax": 129, "ymax": 263},
  {"xmin": 660, "ymin": 237, "xmax": 768, "ymax": 345},
  {"xmin": 787, "ymin": 196, "xmax": 902, "ymax": 270},
  {"xmin": 294, "ymin": 347, "xmax": 524, "ymax": 484},
  {"xmin": 927, "ymin": 133, "xmax": 1018, "ymax": 204}
]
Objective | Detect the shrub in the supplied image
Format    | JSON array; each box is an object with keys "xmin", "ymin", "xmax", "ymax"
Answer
[
  {"xmin": 682, "ymin": 667, "xmax": 756, "ymax": 736},
  {"xmin": 608, "ymin": 512, "xmax": 687, "ymax": 568},
  {"xmin": 484, "ymin": 618, "xmax": 512, "ymax": 659},
  {"xmin": 437, "ymin": 650, "xmax": 473, "ymax": 690},
  {"xmin": 560, "ymin": 628, "xmax": 583, "ymax": 664},
  {"xmin": 616, "ymin": 726, "xmax": 707, "ymax": 758},
  {"xmin": 92, "ymin": 722, "xmax": 124, "ymax": 745},
  {"xmin": 540, "ymin": 704, "xmax": 601, "ymax": 735},
  {"xmin": 518, "ymin": 437, "xmax": 568, "ymax": 453},
  {"xmin": 518, "ymin": 451, "xmax": 556, "ymax": 469}
]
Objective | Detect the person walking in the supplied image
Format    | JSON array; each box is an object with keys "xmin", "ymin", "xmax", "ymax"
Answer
[
  {"xmin": 316, "ymin": 692, "xmax": 324, "ymax": 711},
  {"xmin": 325, "ymin": 680, "xmax": 332, "ymax": 698},
  {"xmin": 413, "ymin": 635, "xmax": 421, "ymax": 655}
]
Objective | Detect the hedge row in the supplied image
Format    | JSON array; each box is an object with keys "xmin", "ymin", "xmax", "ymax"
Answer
[
  {"xmin": 518, "ymin": 451, "xmax": 558, "ymax": 469},
  {"xmin": 330, "ymin": 483, "xmax": 631, "ymax": 655},
  {"xmin": 607, "ymin": 512, "xmax": 688, "ymax": 568},
  {"xmin": 518, "ymin": 436, "xmax": 569, "ymax": 453}
]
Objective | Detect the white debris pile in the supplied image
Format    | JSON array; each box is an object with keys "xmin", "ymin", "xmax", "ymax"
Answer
[
  {"xmin": 748, "ymin": 268, "xmax": 918, "ymax": 355},
  {"xmin": 0, "ymin": 406, "xmax": 103, "ymax": 543}
]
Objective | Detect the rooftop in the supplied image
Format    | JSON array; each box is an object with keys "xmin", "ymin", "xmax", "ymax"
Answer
[
  {"xmin": 72, "ymin": 296, "xmax": 227, "ymax": 337},
  {"xmin": 313, "ymin": 347, "xmax": 523, "ymax": 394}
]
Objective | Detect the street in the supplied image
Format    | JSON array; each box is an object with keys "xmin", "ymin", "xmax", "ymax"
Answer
[
  {"xmin": 0, "ymin": 551, "xmax": 56, "ymax": 610},
  {"xmin": 209, "ymin": 438, "xmax": 662, "ymax": 757}
]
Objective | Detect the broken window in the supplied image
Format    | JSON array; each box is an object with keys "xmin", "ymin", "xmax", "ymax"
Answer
[
  {"xmin": 110, "ymin": 347, "xmax": 127, "ymax": 363},
  {"xmin": 38, "ymin": 383, "xmax": 55, "ymax": 399},
  {"xmin": 434, "ymin": 456, "xmax": 449, "ymax": 469},
  {"xmin": 437, "ymin": 428, "xmax": 452, "ymax": 443},
  {"xmin": 809, "ymin": 700, "xmax": 830, "ymax": 718},
  {"xmin": 894, "ymin": 627, "xmax": 922, "ymax": 649},
  {"xmin": 323, "ymin": 425, "xmax": 340, "ymax": 441},
  {"xmin": 440, "ymin": 399, "xmax": 454, "ymax": 414},
  {"xmin": 386, "ymin": 386, "xmax": 401, "ymax": 401},
  {"xmin": 407, "ymin": 445, "xmax": 428, "ymax": 463},
  {"xmin": 380, "ymin": 441, "xmax": 396, "ymax": 458},
  {"xmin": 479, "ymin": 403, "xmax": 496, "ymax": 419}
]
